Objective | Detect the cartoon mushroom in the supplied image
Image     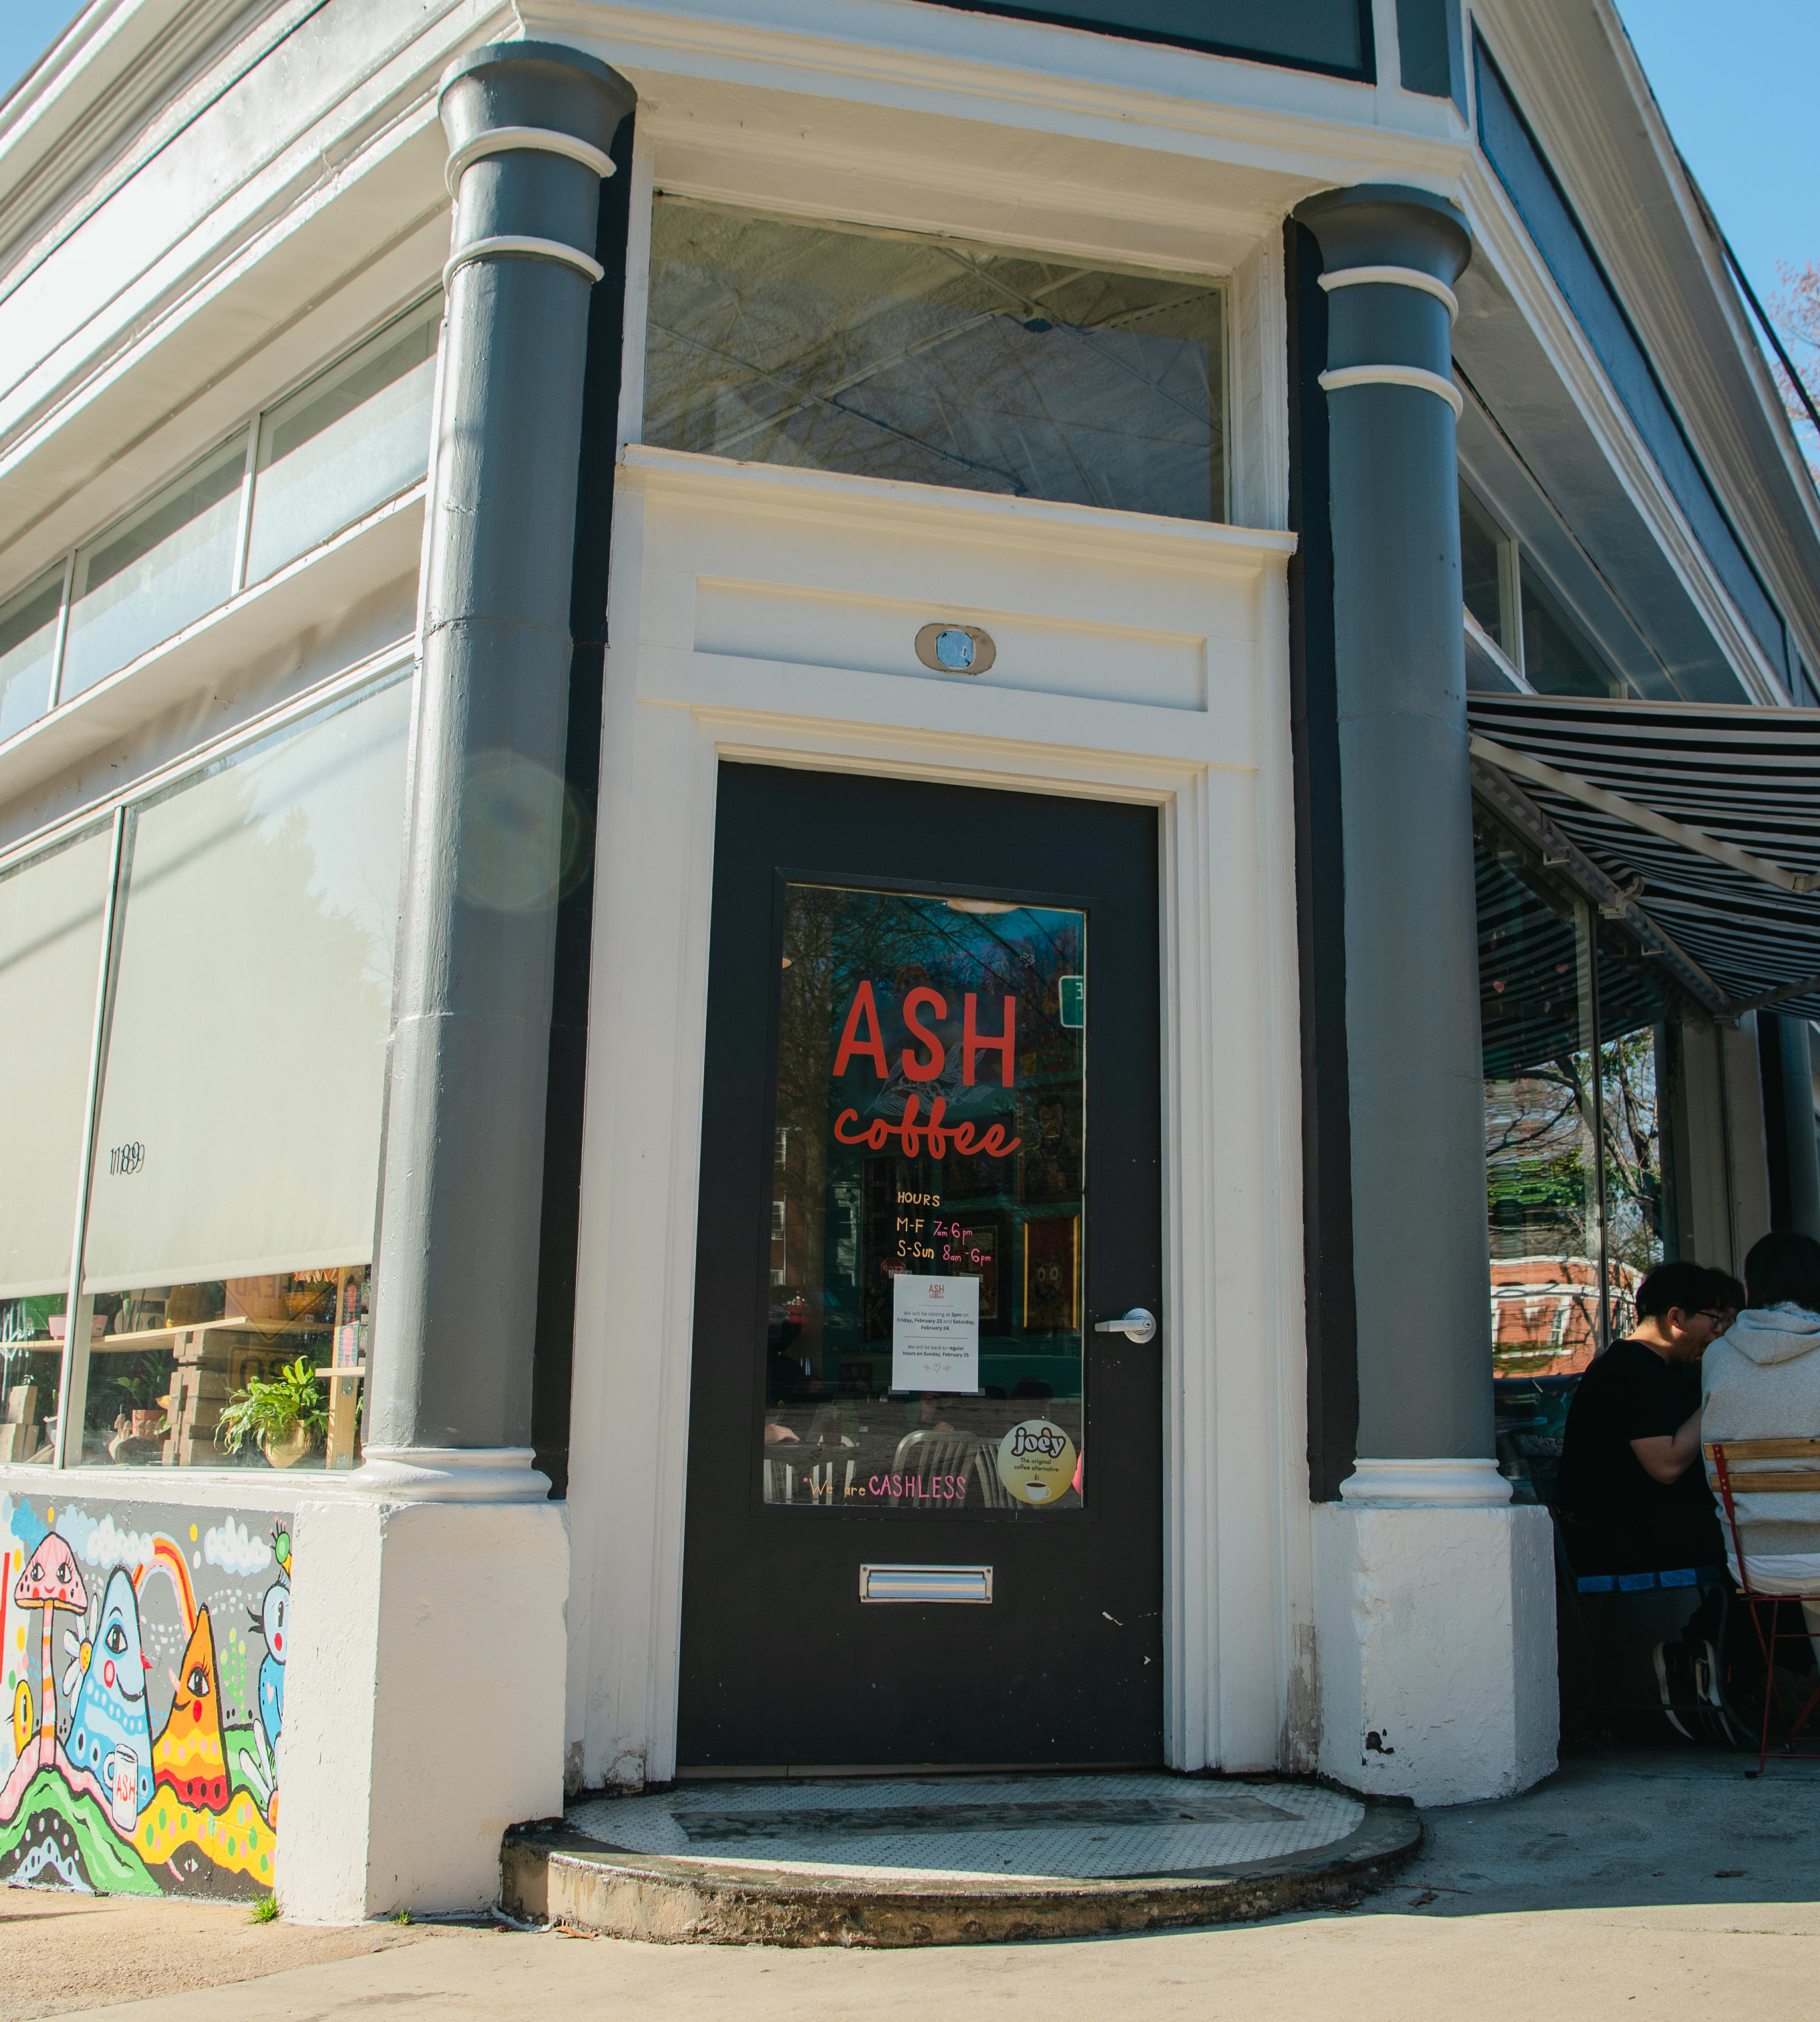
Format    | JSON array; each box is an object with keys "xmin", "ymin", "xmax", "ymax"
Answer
[{"xmin": 12, "ymin": 1534, "xmax": 88, "ymax": 1773}]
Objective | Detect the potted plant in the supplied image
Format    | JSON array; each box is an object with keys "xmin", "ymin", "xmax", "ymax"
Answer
[{"xmin": 216, "ymin": 1357, "xmax": 328, "ymax": 1468}]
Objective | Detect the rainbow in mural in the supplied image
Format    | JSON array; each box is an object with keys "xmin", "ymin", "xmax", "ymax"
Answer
[{"xmin": 0, "ymin": 1495, "xmax": 288, "ymax": 1898}]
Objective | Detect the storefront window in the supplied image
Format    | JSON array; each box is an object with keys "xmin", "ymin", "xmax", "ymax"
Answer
[
  {"xmin": 60, "ymin": 442, "xmax": 246, "ymax": 700},
  {"xmin": 1517, "ymin": 561, "xmax": 1619, "ymax": 698},
  {"xmin": 68, "ymin": 678, "xmax": 409, "ymax": 1468},
  {"xmin": 1459, "ymin": 485, "xmax": 1509, "ymax": 651},
  {"xmin": 1596, "ymin": 935, "xmax": 1668, "ymax": 1333},
  {"xmin": 0, "ymin": 825, "xmax": 114, "ymax": 1463},
  {"xmin": 644, "ymin": 199, "xmax": 1227, "ymax": 522},
  {"xmin": 1478, "ymin": 818, "xmax": 1602, "ymax": 1378},
  {"xmin": 1478, "ymin": 811, "xmax": 1707, "ymax": 1499},
  {"xmin": 763, "ymin": 883, "xmax": 1085, "ymax": 1514},
  {"xmin": 245, "ymin": 301, "xmax": 439, "ymax": 585},
  {"xmin": 0, "ymin": 567, "xmax": 64, "ymax": 742}
]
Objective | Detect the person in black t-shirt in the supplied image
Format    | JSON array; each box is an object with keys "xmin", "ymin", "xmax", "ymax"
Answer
[{"xmin": 1557, "ymin": 1260, "xmax": 1730, "ymax": 1576}]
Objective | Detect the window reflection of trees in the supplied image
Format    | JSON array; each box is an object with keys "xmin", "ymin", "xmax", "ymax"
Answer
[{"xmin": 1478, "ymin": 820, "xmax": 1674, "ymax": 1373}]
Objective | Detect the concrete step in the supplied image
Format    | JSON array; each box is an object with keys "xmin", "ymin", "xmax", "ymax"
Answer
[{"xmin": 501, "ymin": 1772, "xmax": 1420, "ymax": 1946}]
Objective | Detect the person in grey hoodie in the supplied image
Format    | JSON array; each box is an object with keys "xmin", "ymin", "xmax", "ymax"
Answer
[{"xmin": 1702, "ymin": 1231, "xmax": 1820, "ymax": 1650}]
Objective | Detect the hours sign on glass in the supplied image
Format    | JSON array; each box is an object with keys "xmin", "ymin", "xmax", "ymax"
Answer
[{"xmin": 758, "ymin": 884, "xmax": 1085, "ymax": 1517}]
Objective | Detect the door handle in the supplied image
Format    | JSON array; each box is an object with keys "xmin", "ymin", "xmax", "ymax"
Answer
[{"xmin": 1093, "ymin": 1307, "xmax": 1157, "ymax": 1345}]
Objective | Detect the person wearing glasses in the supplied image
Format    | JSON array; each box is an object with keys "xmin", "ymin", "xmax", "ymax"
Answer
[{"xmin": 1556, "ymin": 1260, "xmax": 1731, "ymax": 1578}]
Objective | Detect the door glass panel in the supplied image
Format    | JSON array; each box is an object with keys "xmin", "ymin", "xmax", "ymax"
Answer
[{"xmin": 764, "ymin": 883, "xmax": 1085, "ymax": 1514}]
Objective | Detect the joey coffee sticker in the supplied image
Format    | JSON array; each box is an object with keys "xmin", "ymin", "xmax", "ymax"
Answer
[{"xmin": 996, "ymin": 1419, "xmax": 1078, "ymax": 1505}]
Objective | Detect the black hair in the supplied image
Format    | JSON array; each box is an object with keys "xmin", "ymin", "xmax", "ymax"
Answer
[
  {"xmin": 1744, "ymin": 1232, "xmax": 1820, "ymax": 1314},
  {"xmin": 1634, "ymin": 1260, "xmax": 1719, "ymax": 1322},
  {"xmin": 1707, "ymin": 1270, "xmax": 1746, "ymax": 1313}
]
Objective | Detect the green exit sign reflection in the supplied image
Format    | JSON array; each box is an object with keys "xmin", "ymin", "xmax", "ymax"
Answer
[{"xmin": 1059, "ymin": 975, "xmax": 1084, "ymax": 1029}]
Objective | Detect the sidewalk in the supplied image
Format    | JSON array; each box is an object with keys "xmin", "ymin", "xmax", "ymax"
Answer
[{"xmin": 8, "ymin": 1749, "xmax": 1820, "ymax": 2022}]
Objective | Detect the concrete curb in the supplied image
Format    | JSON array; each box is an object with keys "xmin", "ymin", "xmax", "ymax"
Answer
[{"xmin": 500, "ymin": 1803, "xmax": 1422, "ymax": 1946}]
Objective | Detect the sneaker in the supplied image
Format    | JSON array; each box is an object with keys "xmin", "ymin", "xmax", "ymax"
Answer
[
  {"xmin": 1689, "ymin": 1639, "xmax": 1750, "ymax": 1747},
  {"xmin": 1654, "ymin": 1640, "xmax": 1695, "ymax": 1740}
]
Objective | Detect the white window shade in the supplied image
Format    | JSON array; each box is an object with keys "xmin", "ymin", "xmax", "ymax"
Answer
[
  {"xmin": 81, "ymin": 680, "xmax": 409, "ymax": 1293},
  {"xmin": 61, "ymin": 441, "xmax": 244, "ymax": 702},
  {"xmin": 0, "ymin": 829, "xmax": 111, "ymax": 1299},
  {"xmin": 245, "ymin": 306, "xmax": 438, "ymax": 586}
]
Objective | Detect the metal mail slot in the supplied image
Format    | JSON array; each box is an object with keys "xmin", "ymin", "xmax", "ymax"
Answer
[{"xmin": 859, "ymin": 1564, "xmax": 993, "ymax": 1604}]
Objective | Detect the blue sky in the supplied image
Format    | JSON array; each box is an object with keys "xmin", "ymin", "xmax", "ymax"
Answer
[
  {"xmin": 0, "ymin": 4, "xmax": 1810, "ymax": 316},
  {"xmin": 0, "ymin": 0, "xmax": 85, "ymax": 110},
  {"xmin": 1616, "ymin": 1, "xmax": 1820, "ymax": 313}
]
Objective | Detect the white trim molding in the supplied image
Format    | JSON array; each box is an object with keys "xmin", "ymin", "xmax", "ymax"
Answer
[
  {"xmin": 445, "ymin": 124, "xmax": 618, "ymax": 193},
  {"xmin": 347, "ymin": 1446, "xmax": 555, "ymax": 1503},
  {"xmin": 1339, "ymin": 1457, "xmax": 1516, "ymax": 1506},
  {"xmin": 1319, "ymin": 363, "xmax": 1465, "ymax": 419},
  {"xmin": 444, "ymin": 234, "xmax": 606, "ymax": 290},
  {"xmin": 1319, "ymin": 264, "xmax": 1460, "ymax": 321},
  {"xmin": 564, "ymin": 449, "xmax": 1308, "ymax": 1787}
]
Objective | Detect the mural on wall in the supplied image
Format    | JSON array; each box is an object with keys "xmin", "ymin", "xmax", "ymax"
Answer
[{"xmin": 0, "ymin": 1494, "xmax": 289, "ymax": 1897}]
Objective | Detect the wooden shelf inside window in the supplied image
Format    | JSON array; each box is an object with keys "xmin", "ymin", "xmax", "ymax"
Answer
[{"xmin": 87, "ymin": 1316, "xmax": 332, "ymax": 1353}]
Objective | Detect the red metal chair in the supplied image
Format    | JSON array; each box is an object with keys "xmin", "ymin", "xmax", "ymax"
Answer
[{"xmin": 1706, "ymin": 1438, "xmax": 1820, "ymax": 1773}]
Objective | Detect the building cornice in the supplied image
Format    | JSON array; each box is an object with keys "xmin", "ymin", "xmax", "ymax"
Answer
[
  {"xmin": 1468, "ymin": 0, "xmax": 1820, "ymax": 682},
  {"xmin": 1458, "ymin": 147, "xmax": 1786, "ymax": 708},
  {"xmin": 520, "ymin": 0, "xmax": 1469, "ymax": 187},
  {"xmin": 0, "ymin": 0, "xmax": 297, "ymax": 278}
]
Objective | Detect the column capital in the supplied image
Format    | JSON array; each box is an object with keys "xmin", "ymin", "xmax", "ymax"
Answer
[
  {"xmin": 438, "ymin": 40, "xmax": 635, "ymax": 165},
  {"xmin": 1298, "ymin": 185, "xmax": 1471, "ymax": 419},
  {"xmin": 1292, "ymin": 183, "xmax": 1473, "ymax": 288}
]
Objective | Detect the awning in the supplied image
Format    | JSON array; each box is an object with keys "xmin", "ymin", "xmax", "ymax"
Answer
[{"xmin": 1466, "ymin": 694, "xmax": 1820, "ymax": 1023}]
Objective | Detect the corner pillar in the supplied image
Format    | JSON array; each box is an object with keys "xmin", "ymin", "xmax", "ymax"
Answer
[
  {"xmin": 279, "ymin": 41, "xmax": 635, "ymax": 1922},
  {"xmin": 1294, "ymin": 184, "xmax": 1556, "ymax": 1803}
]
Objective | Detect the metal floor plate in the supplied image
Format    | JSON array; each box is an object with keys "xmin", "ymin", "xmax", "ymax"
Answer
[{"xmin": 564, "ymin": 1773, "xmax": 1364, "ymax": 1883}]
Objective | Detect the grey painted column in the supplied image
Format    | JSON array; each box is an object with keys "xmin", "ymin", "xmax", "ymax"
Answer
[
  {"xmin": 1770, "ymin": 1014, "xmax": 1820, "ymax": 1240},
  {"xmin": 362, "ymin": 42, "xmax": 635, "ymax": 1495},
  {"xmin": 1293, "ymin": 186, "xmax": 1491, "ymax": 1480},
  {"xmin": 1786, "ymin": 1021, "xmax": 1820, "ymax": 1241}
]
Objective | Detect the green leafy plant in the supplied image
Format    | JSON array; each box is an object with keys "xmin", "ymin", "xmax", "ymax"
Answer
[
  {"xmin": 216, "ymin": 1357, "xmax": 327, "ymax": 1457},
  {"xmin": 248, "ymin": 1895, "xmax": 280, "ymax": 1924},
  {"xmin": 118, "ymin": 1355, "xmax": 169, "ymax": 1411}
]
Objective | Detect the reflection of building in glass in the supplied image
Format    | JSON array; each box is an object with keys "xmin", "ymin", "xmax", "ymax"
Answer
[
  {"xmin": 1478, "ymin": 819, "xmax": 1666, "ymax": 1367},
  {"xmin": 1490, "ymin": 1257, "xmax": 1600, "ymax": 1377}
]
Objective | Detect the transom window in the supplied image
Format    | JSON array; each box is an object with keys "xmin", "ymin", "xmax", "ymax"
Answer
[{"xmin": 643, "ymin": 199, "xmax": 1228, "ymax": 524}]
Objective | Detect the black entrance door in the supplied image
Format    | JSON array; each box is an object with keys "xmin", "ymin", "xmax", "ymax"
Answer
[{"xmin": 677, "ymin": 763, "xmax": 1163, "ymax": 1769}]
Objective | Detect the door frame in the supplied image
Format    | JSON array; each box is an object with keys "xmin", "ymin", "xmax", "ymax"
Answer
[{"xmin": 563, "ymin": 450, "xmax": 1307, "ymax": 1790}]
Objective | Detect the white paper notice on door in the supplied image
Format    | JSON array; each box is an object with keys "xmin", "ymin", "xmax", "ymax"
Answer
[{"xmin": 892, "ymin": 1273, "xmax": 981, "ymax": 1393}]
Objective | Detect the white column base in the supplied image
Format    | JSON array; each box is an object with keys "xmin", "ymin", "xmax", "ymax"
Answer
[
  {"xmin": 276, "ymin": 1488, "xmax": 568, "ymax": 1922},
  {"xmin": 350, "ymin": 1445, "xmax": 553, "ymax": 1502},
  {"xmin": 1312, "ymin": 1487, "xmax": 1556, "ymax": 1805},
  {"xmin": 1338, "ymin": 1456, "xmax": 1513, "ymax": 1506}
]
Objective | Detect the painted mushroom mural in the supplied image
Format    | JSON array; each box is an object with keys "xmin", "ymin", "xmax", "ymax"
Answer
[
  {"xmin": 12, "ymin": 1534, "xmax": 87, "ymax": 1773},
  {"xmin": 0, "ymin": 1501, "xmax": 290, "ymax": 1898}
]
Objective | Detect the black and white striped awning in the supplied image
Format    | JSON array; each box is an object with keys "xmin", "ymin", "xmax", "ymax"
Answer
[{"xmin": 1466, "ymin": 694, "xmax": 1820, "ymax": 1023}]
